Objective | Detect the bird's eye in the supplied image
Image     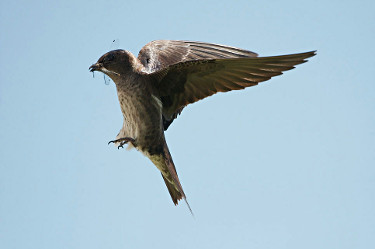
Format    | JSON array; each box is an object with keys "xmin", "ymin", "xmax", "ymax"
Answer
[{"xmin": 104, "ymin": 54, "xmax": 115, "ymax": 62}]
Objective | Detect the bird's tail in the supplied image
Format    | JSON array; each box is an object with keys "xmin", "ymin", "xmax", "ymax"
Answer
[
  {"xmin": 147, "ymin": 139, "xmax": 193, "ymax": 215},
  {"xmin": 161, "ymin": 174, "xmax": 183, "ymax": 205}
]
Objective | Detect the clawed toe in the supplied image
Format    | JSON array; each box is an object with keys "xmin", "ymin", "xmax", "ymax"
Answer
[{"xmin": 108, "ymin": 137, "xmax": 136, "ymax": 149}]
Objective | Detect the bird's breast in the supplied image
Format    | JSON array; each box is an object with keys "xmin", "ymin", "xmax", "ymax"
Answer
[{"xmin": 116, "ymin": 88, "xmax": 163, "ymax": 150}]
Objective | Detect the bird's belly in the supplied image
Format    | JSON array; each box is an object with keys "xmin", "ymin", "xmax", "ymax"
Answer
[{"xmin": 119, "ymin": 93, "xmax": 163, "ymax": 150}]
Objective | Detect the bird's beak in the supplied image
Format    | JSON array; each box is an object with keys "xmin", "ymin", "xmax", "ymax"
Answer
[{"xmin": 89, "ymin": 63, "xmax": 101, "ymax": 72}]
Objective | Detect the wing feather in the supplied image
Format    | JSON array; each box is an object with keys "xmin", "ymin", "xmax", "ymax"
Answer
[
  {"xmin": 138, "ymin": 40, "xmax": 315, "ymax": 130},
  {"xmin": 138, "ymin": 40, "xmax": 258, "ymax": 73},
  {"xmin": 138, "ymin": 40, "xmax": 259, "ymax": 129},
  {"xmin": 153, "ymin": 51, "xmax": 316, "ymax": 119}
]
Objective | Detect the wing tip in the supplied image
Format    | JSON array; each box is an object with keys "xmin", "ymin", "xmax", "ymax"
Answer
[{"xmin": 303, "ymin": 50, "xmax": 317, "ymax": 59}]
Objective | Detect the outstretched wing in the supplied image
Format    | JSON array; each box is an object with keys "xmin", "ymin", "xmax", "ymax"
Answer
[
  {"xmin": 138, "ymin": 40, "xmax": 258, "ymax": 129},
  {"xmin": 151, "ymin": 51, "xmax": 316, "ymax": 121}
]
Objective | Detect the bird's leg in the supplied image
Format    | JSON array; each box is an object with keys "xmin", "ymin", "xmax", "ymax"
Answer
[{"xmin": 108, "ymin": 137, "xmax": 136, "ymax": 149}]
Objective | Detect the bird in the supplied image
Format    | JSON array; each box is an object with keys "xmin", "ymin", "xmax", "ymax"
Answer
[{"xmin": 89, "ymin": 40, "xmax": 316, "ymax": 213}]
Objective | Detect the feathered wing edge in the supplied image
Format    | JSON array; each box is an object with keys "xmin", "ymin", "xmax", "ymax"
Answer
[
  {"xmin": 138, "ymin": 40, "xmax": 258, "ymax": 73},
  {"xmin": 154, "ymin": 51, "xmax": 316, "ymax": 119}
]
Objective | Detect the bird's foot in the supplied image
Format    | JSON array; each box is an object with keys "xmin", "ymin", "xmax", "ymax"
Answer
[{"xmin": 108, "ymin": 137, "xmax": 136, "ymax": 149}]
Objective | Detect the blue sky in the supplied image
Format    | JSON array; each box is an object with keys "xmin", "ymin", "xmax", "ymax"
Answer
[{"xmin": 1, "ymin": 0, "xmax": 374, "ymax": 248}]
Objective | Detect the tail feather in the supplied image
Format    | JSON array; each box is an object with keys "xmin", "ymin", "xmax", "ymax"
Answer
[
  {"xmin": 162, "ymin": 174, "xmax": 183, "ymax": 205},
  {"xmin": 162, "ymin": 173, "xmax": 194, "ymax": 216},
  {"xmin": 147, "ymin": 139, "xmax": 193, "ymax": 215},
  {"xmin": 162, "ymin": 145, "xmax": 194, "ymax": 215}
]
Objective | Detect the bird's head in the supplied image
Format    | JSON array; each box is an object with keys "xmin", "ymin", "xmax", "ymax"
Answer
[{"xmin": 89, "ymin": 50, "xmax": 137, "ymax": 80}]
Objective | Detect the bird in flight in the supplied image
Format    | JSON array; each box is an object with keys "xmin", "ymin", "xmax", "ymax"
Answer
[{"xmin": 89, "ymin": 40, "xmax": 316, "ymax": 212}]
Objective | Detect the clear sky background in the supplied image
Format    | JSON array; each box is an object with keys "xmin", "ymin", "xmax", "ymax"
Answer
[{"xmin": 1, "ymin": 0, "xmax": 374, "ymax": 248}]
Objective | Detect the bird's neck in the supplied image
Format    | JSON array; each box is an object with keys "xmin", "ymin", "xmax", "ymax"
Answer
[{"xmin": 114, "ymin": 73, "xmax": 149, "ymax": 94}]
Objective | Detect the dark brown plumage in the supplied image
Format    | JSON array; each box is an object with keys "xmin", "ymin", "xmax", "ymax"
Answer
[{"xmin": 89, "ymin": 40, "xmax": 316, "ymax": 212}]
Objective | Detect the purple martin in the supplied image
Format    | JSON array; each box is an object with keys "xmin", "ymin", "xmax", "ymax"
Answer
[{"xmin": 89, "ymin": 40, "xmax": 316, "ymax": 211}]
